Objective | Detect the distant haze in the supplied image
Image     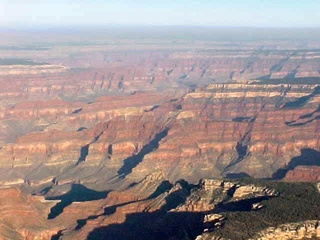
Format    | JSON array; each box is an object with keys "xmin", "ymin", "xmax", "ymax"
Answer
[{"xmin": 0, "ymin": 0, "xmax": 320, "ymax": 29}]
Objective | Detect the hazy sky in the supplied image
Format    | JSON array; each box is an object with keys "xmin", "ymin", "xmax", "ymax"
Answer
[{"xmin": 0, "ymin": 0, "xmax": 319, "ymax": 28}]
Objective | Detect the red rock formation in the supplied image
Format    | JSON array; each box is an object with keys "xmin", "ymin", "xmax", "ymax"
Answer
[
  {"xmin": 0, "ymin": 187, "xmax": 60, "ymax": 240},
  {"xmin": 284, "ymin": 166, "xmax": 320, "ymax": 182},
  {"xmin": 0, "ymin": 82, "xmax": 319, "ymax": 186},
  {"xmin": 1, "ymin": 30, "xmax": 320, "ymax": 240}
]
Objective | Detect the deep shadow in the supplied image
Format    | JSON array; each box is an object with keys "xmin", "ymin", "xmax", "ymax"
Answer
[
  {"xmin": 160, "ymin": 180, "xmax": 192, "ymax": 212},
  {"xmin": 75, "ymin": 180, "xmax": 193, "ymax": 232},
  {"xmin": 295, "ymin": 119, "xmax": 315, "ymax": 126},
  {"xmin": 87, "ymin": 211, "xmax": 205, "ymax": 240},
  {"xmin": 118, "ymin": 79, "xmax": 123, "ymax": 89},
  {"xmin": 125, "ymin": 182, "xmax": 137, "ymax": 189},
  {"xmin": 147, "ymin": 180, "xmax": 173, "ymax": 199},
  {"xmin": 224, "ymin": 142, "xmax": 249, "ymax": 173},
  {"xmin": 269, "ymin": 53, "xmax": 296, "ymax": 74},
  {"xmin": 270, "ymin": 59, "xmax": 286, "ymax": 72},
  {"xmin": 72, "ymin": 108, "xmax": 83, "ymax": 114},
  {"xmin": 107, "ymin": 144, "xmax": 112, "ymax": 155},
  {"xmin": 284, "ymin": 65, "xmax": 300, "ymax": 79},
  {"xmin": 46, "ymin": 184, "xmax": 109, "ymax": 219},
  {"xmin": 178, "ymin": 74, "xmax": 187, "ymax": 80},
  {"xmin": 285, "ymin": 104, "xmax": 320, "ymax": 126},
  {"xmin": 272, "ymin": 168, "xmax": 289, "ymax": 180},
  {"xmin": 282, "ymin": 95, "xmax": 311, "ymax": 109},
  {"xmin": 75, "ymin": 200, "xmax": 139, "ymax": 231},
  {"xmin": 232, "ymin": 116, "xmax": 252, "ymax": 122},
  {"xmin": 215, "ymin": 196, "xmax": 271, "ymax": 213},
  {"xmin": 51, "ymin": 230, "xmax": 63, "ymax": 240},
  {"xmin": 272, "ymin": 148, "xmax": 320, "ymax": 179},
  {"xmin": 117, "ymin": 128, "xmax": 169, "ymax": 178},
  {"xmin": 77, "ymin": 127, "xmax": 87, "ymax": 132},
  {"xmin": 144, "ymin": 105, "xmax": 159, "ymax": 112},
  {"xmin": 300, "ymin": 104, "xmax": 320, "ymax": 119},
  {"xmin": 299, "ymin": 113, "xmax": 314, "ymax": 119},
  {"xmin": 174, "ymin": 104, "xmax": 182, "ymax": 110},
  {"xmin": 235, "ymin": 141, "xmax": 248, "ymax": 160},
  {"xmin": 77, "ymin": 131, "xmax": 104, "ymax": 165},
  {"xmin": 282, "ymin": 85, "xmax": 320, "ymax": 109},
  {"xmin": 285, "ymin": 119, "xmax": 314, "ymax": 126},
  {"xmin": 77, "ymin": 144, "xmax": 89, "ymax": 163},
  {"xmin": 239, "ymin": 60, "xmax": 254, "ymax": 74},
  {"xmin": 31, "ymin": 186, "xmax": 53, "ymax": 196},
  {"xmin": 225, "ymin": 172, "xmax": 251, "ymax": 179},
  {"xmin": 84, "ymin": 181, "xmax": 320, "ymax": 240}
]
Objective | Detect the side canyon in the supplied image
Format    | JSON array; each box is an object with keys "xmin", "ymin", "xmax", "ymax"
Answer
[{"xmin": 0, "ymin": 29, "xmax": 319, "ymax": 239}]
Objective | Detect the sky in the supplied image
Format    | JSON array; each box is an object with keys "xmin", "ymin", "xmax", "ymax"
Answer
[{"xmin": 0, "ymin": 0, "xmax": 320, "ymax": 28}]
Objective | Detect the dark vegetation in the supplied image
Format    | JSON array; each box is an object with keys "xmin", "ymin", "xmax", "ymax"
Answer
[
  {"xmin": 216, "ymin": 196, "xmax": 272, "ymax": 212},
  {"xmin": 212, "ymin": 179, "xmax": 320, "ymax": 240},
  {"xmin": 84, "ymin": 177, "xmax": 320, "ymax": 240}
]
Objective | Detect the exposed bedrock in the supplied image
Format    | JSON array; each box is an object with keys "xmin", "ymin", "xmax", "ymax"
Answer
[{"xmin": 0, "ymin": 83, "xmax": 319, "ymax": 188}]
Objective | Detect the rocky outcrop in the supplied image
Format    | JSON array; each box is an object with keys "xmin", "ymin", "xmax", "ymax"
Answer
[
  {"xmin": 232, "ymin": 185, "xmax": 278, "ymax": 199},
  {"xmin": 0, "ymin": 82, "xmax": 319, "ymax": 186},
  {"xmin": 175, "ymin": 179, "xmax": 235, "ymax": 212},
  {"xmin": 284, "ymin": 166, "xmax": 320, "ymax": 182},
  {"xmin": 130, "ymin": 83, "xmax": 320, "ymax": 182},
  {"xmin": 195, "ymin": 221, "xmax": 320, "ymax": 240},
  {"xmin": 1, "ymin": 28, "xmax": 320, "ymax": 240},
  {"xmin": 59, "ymin": 179, "xmax": 280, "ymax": 239},
  {"xmin": 0, "ymin": 187, "xmax": 60, "ymax": 240},
  {"xmin": 1, "ymin": 36, "xmax": 320, "ymax": 187},
  {"xmin": 253, "ymin": 220, "xmax": 320, "ymax": 240},
  {"xmin": 0, "ymin": 177, "xmax": 318, "ymax": 240}
]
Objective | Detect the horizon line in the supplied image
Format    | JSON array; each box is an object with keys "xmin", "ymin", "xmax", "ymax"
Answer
[{"xmin": 1, "ymin": 24, "xmax": 320, "ymax": 31}]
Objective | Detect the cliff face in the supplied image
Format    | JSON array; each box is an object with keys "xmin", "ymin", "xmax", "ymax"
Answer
[
  {"xmin": 1, "ymin": 48, "xmax": 320, "ymax": 104},
  {"xmin": 0, "ymin": 83, "xmax": 319, "ymax": 186},
  {"xmin": 284, "ymin": 166, "xmax": 320, "ymax": 182},
  {"xmin": 0, "ymin": 187, "xmax": 59, "ymax": 240},
  {"xmin": 1, "ymin": 36, "xmax": 320, "ymax": 239},
  {"xmin": 0, "ymin": 176, "xmax": 318, "ymax": 240},
  {"xmin": 130, "ymin": 83, "xmax": 320, "ymax": 182}
]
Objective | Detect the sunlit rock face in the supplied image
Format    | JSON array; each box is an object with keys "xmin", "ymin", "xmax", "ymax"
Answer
[
  {"xmin": 0, "ymin": 82, "xmax": 320, "ymax": 186},
  {"xmin": 1, "ymin": 32, "xmax": 320, "ymax": 239},
  {"xmin": 0, "ymin": 41, "xmax": 320, "ymax": 187},
  {"xmin": 283, "ymin": 166, "xmax": 320, "ymax": 182}
]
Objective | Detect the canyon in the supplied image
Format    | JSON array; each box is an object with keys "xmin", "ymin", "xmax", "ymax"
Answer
[{"xmin": 0, "ymin": 28, "xmax": 319, "ymax": 239}]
